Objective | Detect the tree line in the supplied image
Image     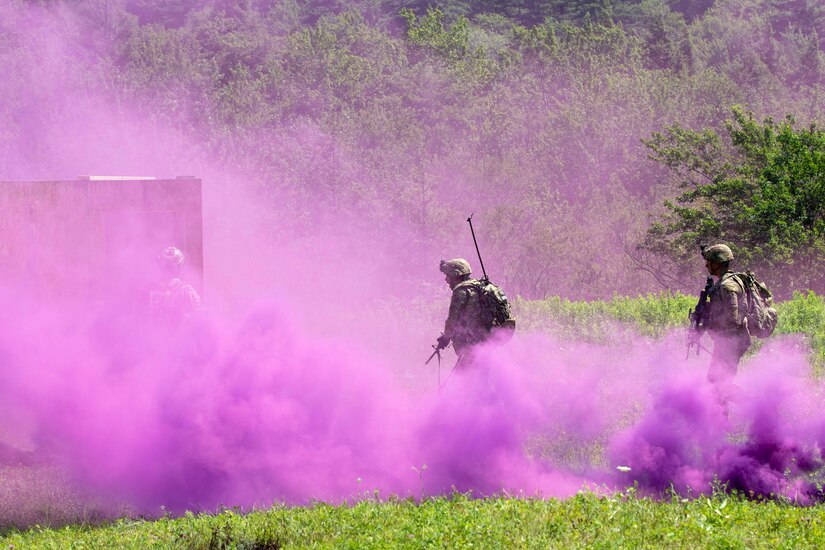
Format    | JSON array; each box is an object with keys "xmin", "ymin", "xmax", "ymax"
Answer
[{"xmin": 2, "ymin": 0, "xmax": 824, "ymax": 298}]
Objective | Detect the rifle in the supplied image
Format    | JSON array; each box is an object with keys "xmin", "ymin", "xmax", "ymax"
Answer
[
  {"xmin": 425, "ymin": 339, "xmax": 452, "ymax": 389},
  {"xmin": 687, "ymin": 276, "xmax": 714, "ymax": 358},
  {"xmin": 425, "ymin": 342, "xmax": 443, "ymax": 365},
  {"xmin": 467, "ymin": 214, "xmax": 488, "ymax": 283}
]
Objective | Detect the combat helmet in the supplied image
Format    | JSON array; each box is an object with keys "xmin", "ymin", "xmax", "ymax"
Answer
[
  {"xmin": 159, "ymin": 246, "xmax": 186, "ymax": 267},
  {"xmin": 440, "ymin": 258, "xmax": 472, "ymax": 277},
  {"xmin": 702, "ymin": 244, "xmax": 734, "ymax": 263}
]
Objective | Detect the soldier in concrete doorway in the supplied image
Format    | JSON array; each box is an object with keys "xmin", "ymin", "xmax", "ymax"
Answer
[
  {"xmin": 702, "ymin": 244, "xmax": 751, "ymax": 385},
  {"xmin": 149, "ymin": 246, "xmax": 204, "ymax": 324}
]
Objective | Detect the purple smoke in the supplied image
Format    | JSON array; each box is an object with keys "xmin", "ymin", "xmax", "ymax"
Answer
[
  {"xmin": 610, "ymin": 336, "xmax": 825, "ymax": 503},
  {"xmin": 1, "ymin": 0, "xmax": 825, "ymax": 524},
  {"xmin": 5, "ymin": 282, "xmax": 824, "ymax": 514}
]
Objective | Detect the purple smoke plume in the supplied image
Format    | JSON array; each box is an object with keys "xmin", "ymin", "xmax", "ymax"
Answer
[
  {"xmin": 4, "ymin": 278, "xmax": 824, "ymax": 514},
  {"xmin": 1, "ymin": 0, "xmax": 825, "ymax": 526}
]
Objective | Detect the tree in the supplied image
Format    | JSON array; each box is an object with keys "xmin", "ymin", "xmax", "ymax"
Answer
[
  {"xmin": 544, "ymin": 0, "xmax": 617, "ymax": 23},
  {"xmin": 666, "ymin": 0, "xmax": 714, "ymax": 21},
  {"xmin": 640, "ymin": 107, "xmax": 825, "ymax": 296},
  {"xmin": 70, "ymin": 0, "xmax": 137, "ymax": 50},
  {"xmin": 401, "ymin": 7, "xmax": 471, "ymax": 61},
  {"xmin": 627, "ymin": 0, "xmax": 692, "ymax": 70},
  {"xmin": 125, "ymin": 0, "xmax": 199, "ymax": 27},
  {"xmin": 769, "ymin": 0, "xmax": 825, "ymax": 40}
]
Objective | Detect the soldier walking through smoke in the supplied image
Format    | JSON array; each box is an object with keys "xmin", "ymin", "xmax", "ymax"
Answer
[
  {"xmin": 432, "ymin": 256, "xmax": 515, "ymax": 373},
  {"xmin": 701, "ymin": 244, "xmax": 751, "ymax": 384},
  {"xmin": 426, "ymin": 217, "xmax": 514, "ymax": 385},
  {"xmin": 149, "ymin": 246, "xmax": 204, "ymax": 324},
  {"xmin": 436, "ymin": 258, "xmax": 489, "ymax": 368},
  {"xmin": 688, "ymin": 244, "xmax": 777, "ymax": 390}
]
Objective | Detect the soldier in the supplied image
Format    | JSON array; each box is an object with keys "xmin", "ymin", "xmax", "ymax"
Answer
[
  {"xmin": 702, "ymin": 244, "xmax": 751, "ymax": 385},
  {"xmin": 435, "ymin": 258, "xmax": 489, "ymax": 368},
  {"xmin": 149, "ymin": 246, "xmax": 204, "ymax": 323}
]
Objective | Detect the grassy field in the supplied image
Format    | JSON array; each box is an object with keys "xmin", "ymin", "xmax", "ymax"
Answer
[
  {"xmin": 2, "ymin": 490, "xmax": 825, "ymax": 548},
  {"xmin": 517, "ymin": 290, "xmax": 825, "ymax": 372},
  {"xmin": 3, "ymin": 292, "xmax": 825, "ymax": 548}
]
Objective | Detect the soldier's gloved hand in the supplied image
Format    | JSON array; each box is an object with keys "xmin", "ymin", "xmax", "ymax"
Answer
[{"xmin": 436, "ymin": 335, "xmax": 450, "ymax": 350}]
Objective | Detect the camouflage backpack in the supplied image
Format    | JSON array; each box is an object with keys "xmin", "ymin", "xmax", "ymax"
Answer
[
  {"xmin": 473, "ymin": 279, "xmax": 516, "ymax": 333},
  {"xmin": 733, "ymin": 270, "xmax": 778, "ymax": 338}
]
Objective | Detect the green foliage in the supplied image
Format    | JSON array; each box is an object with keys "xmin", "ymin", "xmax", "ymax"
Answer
[
  {"xmin": 626, "ymin": 0, "xmax": 692, "ymax": 70},
  {"xmin": 512, "ymin": 15, "xmax": 646, "ymax": 71},
  {"xmin": 770, "ymin": 0, "xmax": 825, "ymax": 42},
  {"xmin": 690, "ymin": 0, "xmax": 825, "ymax": 90},
  {"xmin": 400, "ymin": 7, "xmax": 501, "ymax": 83},
  {"xmin": 667, "ymin": 0, "xmax": 715, "ymax": 21},
  {"xmin": 517, "ymin": 291, "xmax": 696, "ymax": 342},
  {"xmin": 4, "ymin": 490, "xmax": 825, "ymax": 548},
  {"xmin": 4, "ymin": 0, "xmax": 825, "ymax": 299},
  {"xmin": 775, "ymin": 291, "xmax": 825, "ymax": 369},
  {"xmin": 401, "ymin": 7, "xmax": 471, "ymax": 61},
  {"xmin": 125, "ymin": 0, "xmax": 200, "ymax": 28},
  {"xmin": 516, "ymin": 285, "xmax": 825, "ymax": 369},
  {"xmin": 642, "ymin": 107, "xmax": 825, "ymax": 296}
]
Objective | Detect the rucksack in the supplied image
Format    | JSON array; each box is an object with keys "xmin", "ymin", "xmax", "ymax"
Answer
[
  {"xmin": 473, "ymin": 278, "xmax": 516, "ymax": 334},
  {"xmin": 733, "ymin": 270, "xmax": 778, "ymax": 338}
]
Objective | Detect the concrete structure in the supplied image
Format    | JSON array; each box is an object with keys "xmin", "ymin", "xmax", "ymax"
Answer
[{"xmin": 0, "ymin": 176, "xmax": 203, "ymax": 302}]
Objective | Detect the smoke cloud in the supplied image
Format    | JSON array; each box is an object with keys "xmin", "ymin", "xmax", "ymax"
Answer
[
  {"xmin": 3, "ymin": 290, "xmax": 824, "ymax": 520},
  {"xmin": 1, "ymin": 0, "xmax": 824, "ymax": 529}
]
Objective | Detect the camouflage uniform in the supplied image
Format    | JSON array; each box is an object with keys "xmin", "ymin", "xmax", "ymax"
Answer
[
  {"xmin": 443, "ymin": 279, "xmax": 488, "ymax": 356},
  {"xmin": 703, "ymin": 245, "xmax": 751, "ymax": 383},
  {"xmin": 438, "ymin": 259, "xmax": 491, "ymax": 366},
  {"xmin": 150, "ymin": 277, "xmax": 204, "ymax": 323}
]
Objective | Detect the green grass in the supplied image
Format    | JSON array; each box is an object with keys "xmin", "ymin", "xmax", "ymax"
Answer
[
  {"xmin": 515, "ymin": 291, "xmax": 696, "ymax": 340},
  {"xmin": 774, "ymin": 291, "xmax": 825, "ymax": 371},
  {"xmin": 516, "ymin": 290, "xmax": 825, "ymax": 371},
  {"xmin": 371, "ymin": 289, "xmax": 825, "ymax": 374},
  {"xmin": 3, "ymin": 491, "xmax": 825, "ymax": 549}
]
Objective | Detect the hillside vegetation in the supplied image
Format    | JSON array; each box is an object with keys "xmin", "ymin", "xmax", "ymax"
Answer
[
  {"xmin": 3, "ymin": 3, "xmax": 825, "ymax": 545},
  {"xmin": 1, "ymin": 0, "xmax": 824, "ymax": 298}
]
